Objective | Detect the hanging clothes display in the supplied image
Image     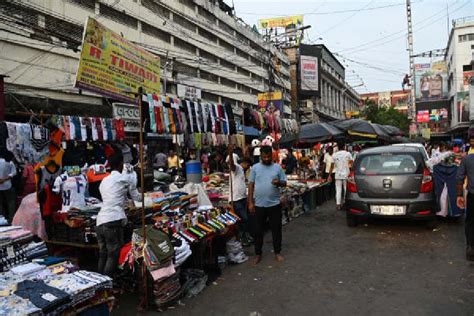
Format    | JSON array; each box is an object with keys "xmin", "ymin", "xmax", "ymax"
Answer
[{"xmin": 433, "ymin": 163, "xmax": 464, "ymax": 218}]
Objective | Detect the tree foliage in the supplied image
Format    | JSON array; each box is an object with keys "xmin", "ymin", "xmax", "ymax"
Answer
[{"xmin": 362, "ymin": 100, "xmax": 410, "ymax": 134}]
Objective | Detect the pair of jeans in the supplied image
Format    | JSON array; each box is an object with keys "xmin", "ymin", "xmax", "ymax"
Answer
[
  {"xmin": 0, "ymin": 187, "xmax": 16, "ymax": 223},
  {"xmin": 254, "ymin": 204, "xmax": 282, "ymax": 256},
  {"xmin": 233, "ymin": 198, "xmax": 248, "ymax": 234},
  {"xmin": 466, "ymin": 193, "xmax": 474, "ymax": 246},
  {"xmin": 96, "ymin": 219, "xmax": 124, "ymax": 277},
  {"xmin": 335, "ymin": 179, "xmax": 347, "ymax": 206}
]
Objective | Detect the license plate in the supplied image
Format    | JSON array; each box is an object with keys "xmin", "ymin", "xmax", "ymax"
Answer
[{"xmin": 370, "ymin": 205, "xmax": 406, "ymax": 215}]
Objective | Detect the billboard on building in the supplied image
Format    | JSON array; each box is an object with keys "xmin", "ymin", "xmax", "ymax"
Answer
[
  {"xmin": 258, "ymin": 15, "xmax": 303, "ymax": 29},
  {"xmin": 75, "ymin": 17, "xmax": 161, "ymax": 103},
  {"xmin": 258, "ymin": 91, "xmax": 282, "ymax": 112},
  {"xmin": 457, "ymin": 91, "xmax": 470, "ymax": 123},
  {"xmin": 464, "ymin": 71, "xmax": 474, "ymax": 89},
  {"xmin": 414, "ymin": 61, "xmax": 448, "ymax": 102},
  {"xmin": 177, "ymin": 84, "xmax": 201, "ymax": 100},
  {"xmin": 299, "ymin": 55, "xmax": 319, "ymax": 93},
  {"xmin": 378, "ymin": 91, "xmax": 391, "ymax": 108},
  {"xmin": 416, "ymin": 110, "xmax": 430, "ymax": 123}
]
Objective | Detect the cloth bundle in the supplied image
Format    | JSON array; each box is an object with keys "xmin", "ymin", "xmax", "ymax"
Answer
[
  {"xmin": 226, "ymin": 240, "xmax": 248, "ymax": 264},
  {"xmin": 181, "ymin": 269, "xmax": 207, "ymax": 298}
]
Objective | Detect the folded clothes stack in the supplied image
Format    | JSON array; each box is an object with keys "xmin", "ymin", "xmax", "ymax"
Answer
[
  {"xmin": 172, "ymin": 236, "xmax": 192, "ymax": 268},
  {"xmin": 0, "ymin": 258, "xmax": 114, "ymax": 315},
  {"xmin": 153, "ymin": 272, "xmax": 183, "ymax": 309},
  {"xmin": 0, "ymin": 226, "xmax": 46, "ymax": 273}
]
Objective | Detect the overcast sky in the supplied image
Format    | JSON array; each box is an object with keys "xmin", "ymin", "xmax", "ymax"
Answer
[{"xmin": 232, "ymin": 0, "xmax": 473, "ymax": 94}]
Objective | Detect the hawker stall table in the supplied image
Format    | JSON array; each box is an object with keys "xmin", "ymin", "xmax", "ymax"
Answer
[{"xmin": 0, "ymin": 225, "xmax": 115, "ymax": 315}]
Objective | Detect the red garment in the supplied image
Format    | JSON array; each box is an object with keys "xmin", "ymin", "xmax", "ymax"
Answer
[
  {"xmin": 119, "ymin": 242, "xmax": 133, "ymax": 269},
  {"xmin": 113, "ymin": 118, "xmax": 125, "ymax": 141},
  {"xmin": 42, "ymin": 184, "xmax": 61, "ymax": 218},
  {"xmin": 104, "ymin": 144, "xmax": 115, "ymax": 159},
  {"xmin": 22, "ymin": 164, "xmax": 36, "ymax": 196},
  {"xmin": 95, "ymin": 117, "xmax": 103, "ymax": 141}
]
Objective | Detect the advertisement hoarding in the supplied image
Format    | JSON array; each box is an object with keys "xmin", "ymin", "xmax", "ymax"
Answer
[
  {"xmin": 378, "ymin": 91, "xmax": 391, "ymax": 108},
  {"xmin": 257, "ymin": 91, "xmax": 282, "ymax": 112},
  {"xmin": 300, "ymin": 55, "xmax": 319, "ymax": 92},
  {"xmin": 416, "ymin": 110, "xmax": 430, "ymax": 123},
  {"xmin": 457, "ymin": 91, "xmax": 470, "ymax": 123},
  {"xmin": 258, "ymin": 15, "xmax": 303, "ymax": 29},
  {"xmin": 414, "ymin": 61, "xmax": 448, "ymax": 102},
  {"xmin": 75, "ymin": 17, "xmax": 161, "ymax": 103}
]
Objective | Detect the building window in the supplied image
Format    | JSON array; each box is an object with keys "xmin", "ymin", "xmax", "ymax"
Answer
[
  {"xmin": 67, "ymin": 0, "xmax": 95, "ymax": 11},
  {"xmin": 202, "ymin": 91, "xmax": 219, "ymax": 102},
  {"xmin": 174, "ymin": 37, "xmax": 196, "ymax": 55},
  {"xmin": 45, "ymin": 15, "xmax": 83, "ymax": 47},
  {"xmin": 142, "ymin": 23, "xmax": 171, "ymax": 43},
  {"xmin": 463, "ymin": 64, "xmax": 473, "ymax": 72},
  {"xmin": 221, "ymin": 77, "xmax": 236, "ymax": 89},
  {"xmin": 173, "ymin": 14, "xmax": 196, "ymax": 33},
  {"xmin": 219, "ymin": 21, "xmax": 234, "ymax": 36},
  {"xmin": 237, "ymin": 67, "xmax": 250, "ymax": 77},
  {"xmin": 200, "ymin": 50, "xmax": 218, "ymax": 65},
  {"xmin": 236, "ymin": 48, "xmax": 248, "ymax": 60},
  {"xmin": 100, "ymin": 4, "xmax": 138, "ymax": 29},
  {"xmin": 459, "ymin": 33, "xmax": 474, "ymax": 42},
  {"xmin": 219, "ymin": 40, "xmax": 234, "ymax": 53},
  {"xmin": 178, "ymin": 0, "xmax": 195, "ymax": 11},
  {"xmin": 198, "ymin": 27, "xmax": 217, "ymax": 44},
  {"xmin": 220, "ymin": 59, "xmax": 235, "ymax": 71},
  {"xmin": 174, "ymin": 62, "xmax": 198, "ymax": 78},
  {"xmin": 141, "ymin": 0, "xmax": 170, "ymax": 19},
  {"xmin": 198, "ymin": 6, "xmax": 215, "ymax": 24},
  {"xmin": 200, "ymin": 70, "xmax": 218, "ymax": 83}
]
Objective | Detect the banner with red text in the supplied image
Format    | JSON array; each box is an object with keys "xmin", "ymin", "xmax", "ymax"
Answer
[{"xmin": 75, "ymin": 17, "xmax": 161, "ymax": 102}]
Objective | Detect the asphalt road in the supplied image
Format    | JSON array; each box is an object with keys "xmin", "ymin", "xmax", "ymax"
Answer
[{"xmin": 116, "ymin": 200, "xmax": 474, "ymax": 315}]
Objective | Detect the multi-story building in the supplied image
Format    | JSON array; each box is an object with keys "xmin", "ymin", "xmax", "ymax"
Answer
[
  {"xmin": 360, "ymin": 90, "xmax": 409, "ymax": 115},
  {"xmin": 0, "ymin": 0, "xmax": 291, "ymax": 122},
  {"xmin": 445, "ymin": 16, "xmax": 474, "ymax": 134},
  {"xmin": 285, "ymin": 44, "xmax": 359, "ymax": 124}
]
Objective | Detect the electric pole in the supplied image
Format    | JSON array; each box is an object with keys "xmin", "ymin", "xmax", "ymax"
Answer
[{"xmin": 406, "ymin": 0, "xmax": 417, "ymax": 134}]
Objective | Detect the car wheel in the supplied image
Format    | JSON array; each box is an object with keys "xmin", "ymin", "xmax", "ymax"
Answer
[
  {"xmin": 346, "ymin": 213, "xmax": 358, "ymax": 227},
  {"xmin": 426, "ymin": 218, "xmax": 438, "ymax": 230}
]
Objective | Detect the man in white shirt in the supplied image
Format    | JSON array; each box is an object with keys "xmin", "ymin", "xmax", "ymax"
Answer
[
  {"xmin": 0, "ymin": 151, "xmax": 17, "ymax": 223},
  {"xmin": 228, "ymin": 145, "xmax": 253, "ymax": 246},
  {"xmin": 96, "ymin": 153, "xmax": 141, "ymax": 277},
  {"xmin": 330, "ymin": 142, "xmax": 354, "ymax": 211},
  {"xmin": 323, "ymin": 146, "xmax": 335, "ymax": 196}
]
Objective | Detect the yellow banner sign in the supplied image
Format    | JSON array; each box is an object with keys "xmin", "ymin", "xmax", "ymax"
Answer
[
  {"xmin": 75, "ymin": 17, "xmax": 161, "ymax": 103},
  {"xmin": 258, "ymin": 16, "xmax": 303, "ymax": 29},
  {"xmin": 258, "ymin": 91, "xmax": 282, "ymax": 101}
]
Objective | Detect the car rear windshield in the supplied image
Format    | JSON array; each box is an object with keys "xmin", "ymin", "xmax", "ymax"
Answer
[{"xmin": 356, "ymin": 153, "xmax": 423, "ymax": 175}]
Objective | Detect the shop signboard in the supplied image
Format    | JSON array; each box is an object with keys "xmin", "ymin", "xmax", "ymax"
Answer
[
  {"xmin": 421, "ymin": 128, "xmax": 431, "ymax": 140},
  {"xmin": 414, "ymin": 61, "xmax": 448, "ymax": 102},
  {"xmin": 257, "ymin": 91, "xmax": 282, "ymax": 112},
  {"xmin": 464, "ymin": 71, "xmax": 474, "ymax": 89},
  {"xmin": 416, "ymin": 110, "xmax": 430, "ymax": 123},
  {"xmin": 177, "ymin": 84, "xmax": 201, "ymax": 100},
  {"xmin": 258, "ymin": 15, "xmax": 303, "ymax": 29},
  {"xmin": 112, "ymin": 103, "xmax": 140, "ymax": 132},
  {"xmin": 457, "ymin": 91, "xmax": 470, "ymax": 123},
  {"xmin": 75, "ymin": 17, "xmax": 161, "ymax": 103},
  {"xmin": 300, "ymin": 55, "xmax": 319, "ymax": 92}
]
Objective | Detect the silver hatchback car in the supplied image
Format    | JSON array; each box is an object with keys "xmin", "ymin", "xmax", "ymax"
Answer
[{"xmin": 345, "ymin": 146, "xmax": 436, "ymax": 228}]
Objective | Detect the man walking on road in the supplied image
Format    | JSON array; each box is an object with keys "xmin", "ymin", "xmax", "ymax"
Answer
[
  {"xmin": 248, "ymin": 146, "xmax": 287, "ymax": 265},
  {"xmin": 330, "ymin": 142, "xmax": 353, "ymax": 211},
  {"xmin": 456, "ymin": 135, "xmax": 474, "ymax": 261}
]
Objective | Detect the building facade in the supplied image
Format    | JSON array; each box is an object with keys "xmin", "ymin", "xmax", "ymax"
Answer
[
  {"xmin": 285, "ymin": 44, "xmax": 360, "ymax": 125},
  {"xmin": 0, "ymin": 0, "xmax": 291, "ymax": 122},
  {"xmin": 445, "ymin": 17, "xmax": 474, "ymax": 133},
  {"xmin": 360, "ymin": 90, "xmax": 409, "ymax": 115}
]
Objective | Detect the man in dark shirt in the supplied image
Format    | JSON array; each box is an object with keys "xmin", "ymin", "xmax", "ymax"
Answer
[
  {"xmin": 285, "ymin": 149, "xmax": 297, "ymax": 175},
  {"xmin": 456, "ymin": 135, "xmax": 474, "ymax": 261}
]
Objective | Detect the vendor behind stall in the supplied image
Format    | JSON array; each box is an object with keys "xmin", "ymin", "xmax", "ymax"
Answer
[
  {"xmin": 96, "ymin": 153, "xmax": 142, "ymax": 277},
  {"xmin": 228, "ymin": 145, "xmax": 253, "ymax": 246}
]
